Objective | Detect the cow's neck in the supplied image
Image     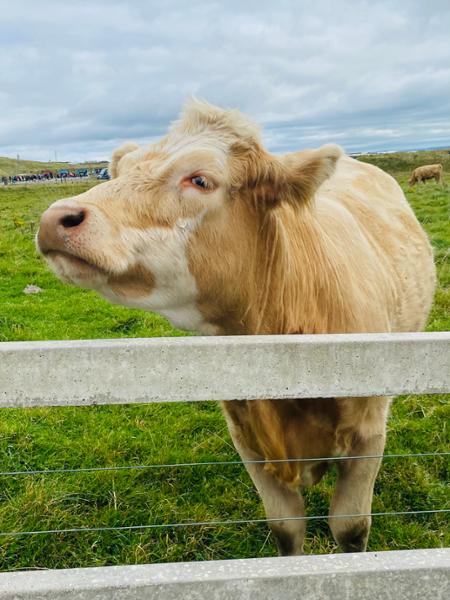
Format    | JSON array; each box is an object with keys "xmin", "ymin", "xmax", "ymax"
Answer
[{"xmin": 192, "ymin": 204, "xmax": 352, "ymax": 336}]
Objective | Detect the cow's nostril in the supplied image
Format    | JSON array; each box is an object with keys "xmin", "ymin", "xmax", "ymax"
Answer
[{"xmin": 60, "ymin": 211, "xmax": 86, "ymax": 228}]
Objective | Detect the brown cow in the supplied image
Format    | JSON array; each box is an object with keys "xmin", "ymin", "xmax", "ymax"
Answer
[
  {"xmin": 409, "ymin": 163, "xmax": 443, "ymax": 186},
  {"xmin": 37, "ymin": 100, "xmax": 436, "ymax": 555}
]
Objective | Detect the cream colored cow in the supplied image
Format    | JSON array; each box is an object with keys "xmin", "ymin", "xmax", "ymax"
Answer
[
  {"xmin": 409, "ymin": 163, "xmax": 443, "ymax": 185},
  {"xmin": 37, "ymin": 100, "xmax": 436, "ymax": 555}
]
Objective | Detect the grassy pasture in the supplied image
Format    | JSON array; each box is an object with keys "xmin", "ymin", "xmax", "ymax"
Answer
[
  {"xmin": 0, "ymin": 153, "xmax": 448, "ymax": 570},
  {"xmin": 357, "ymin": 148, "xmax": 450, "ymax": 176}
]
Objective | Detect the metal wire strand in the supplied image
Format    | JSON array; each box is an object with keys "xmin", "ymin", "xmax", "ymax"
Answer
[
  {"xmin": 0, "ymin": 509, "xmax": 448, "ymax": 538},
  {"xmin": 0, "ymin": 452, "xmax": 448, "ymax": 477}
]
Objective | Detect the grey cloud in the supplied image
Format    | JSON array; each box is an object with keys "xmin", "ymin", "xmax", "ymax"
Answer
[{"xmin": 1, "ymin": 0, "xmax": 449, "ymax": 161}]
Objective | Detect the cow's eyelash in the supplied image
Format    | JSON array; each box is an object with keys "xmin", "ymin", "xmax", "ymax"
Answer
[{"xmin": 191, "ymin": 175, "xmax": 209, "ymax": 189}]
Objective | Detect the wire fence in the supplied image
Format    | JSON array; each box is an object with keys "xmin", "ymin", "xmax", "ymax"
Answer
[
  {"xmin": 0, "ymin": 452, "xmax": 448, "ymax": 541},
  {"xmin": 1, "ymin": 510, "xmax": 449, "ymax": 539},
  {"xmin": 0, "ymin": 451, "xmax": 448, "ymax": 477}
]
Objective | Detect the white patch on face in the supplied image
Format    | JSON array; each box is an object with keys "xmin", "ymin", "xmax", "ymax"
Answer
[{"xmin": 99, "ymin": 211, "xmax": 218, "ymax": 335}]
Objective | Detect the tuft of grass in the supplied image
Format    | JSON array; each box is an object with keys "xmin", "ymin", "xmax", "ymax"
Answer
[{"xmin": 0, "ymin": 157, "xmax": 448, "ymax": 570}]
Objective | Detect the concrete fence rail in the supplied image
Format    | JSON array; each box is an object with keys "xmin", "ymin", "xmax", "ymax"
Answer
[
  {"xmin": 1, "ymin": 332, "xmax": 449, "ymax": 408},
  {"xmin": 0, "ymin": 549, "xmax": 449, "ymax": 600},
  {"xmin": 0, "ymin": 331, "xmax": 449, "ymax": 598}
]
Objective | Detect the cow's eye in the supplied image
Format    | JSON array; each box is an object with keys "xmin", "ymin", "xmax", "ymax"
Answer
[{"xmin": 191, "ymin": 175, "xmax": 209, "ymax": 189}]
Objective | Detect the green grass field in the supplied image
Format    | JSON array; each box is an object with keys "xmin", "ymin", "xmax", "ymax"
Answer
[{"xmin": 0, "ymin": 153, "xmax": 448, "ymax": 570}]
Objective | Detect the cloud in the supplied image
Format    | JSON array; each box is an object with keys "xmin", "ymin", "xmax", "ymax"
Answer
[{"xmin": 1, "ymin": 0, "xmax": 449, "ymax": 161}]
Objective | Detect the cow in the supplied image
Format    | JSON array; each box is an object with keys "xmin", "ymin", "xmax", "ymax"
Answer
[
  {"xmin": 37, "ymin": 100, "xmax": 436, "ymax": 555},
  {"xmin": 409, "ymin": 163, "xmax": 443, "ymax": 186}
]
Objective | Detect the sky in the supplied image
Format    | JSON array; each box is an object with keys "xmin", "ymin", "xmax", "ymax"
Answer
[{"xmin": 1, "ymin": 0, "xmax": 449, "ymax": 162}]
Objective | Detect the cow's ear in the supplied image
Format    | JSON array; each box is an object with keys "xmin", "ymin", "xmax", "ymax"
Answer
[
  {"xmin": 233, "ymin": 144, "xmax": 342, "ymax": 209},
  {"xmin": 279, "ymin": 144, "xmax": 342, "ymax": 205},
  {"xmin": 110, "ymin": 142, "xmax": 140, "ymax": 179}
]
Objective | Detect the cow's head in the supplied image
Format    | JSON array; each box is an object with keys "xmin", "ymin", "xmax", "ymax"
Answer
[{"xmin": 37, "ymin": 99, "xmax": 341, "ymax": 334}]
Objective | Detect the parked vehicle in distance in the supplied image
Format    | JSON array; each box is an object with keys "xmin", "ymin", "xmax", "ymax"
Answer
[{"xmin": 97, "ymin": 168, "xmax": 110, "ymax": 180}]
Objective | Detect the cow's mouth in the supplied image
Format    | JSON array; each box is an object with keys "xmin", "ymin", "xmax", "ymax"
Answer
[
  {"xmin": 45, "ymin": 250, "xmax": 101, "ymax": 270},
  {"xmin": 43, "ymin": 250, "xmax": 108, "ymax": 284}
]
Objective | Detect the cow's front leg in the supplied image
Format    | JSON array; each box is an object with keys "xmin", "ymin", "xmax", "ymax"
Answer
[
  {"xmin": 223, "ymin": 403, "xmax": 305, "ymax": 556},
  {"xmin": 236, "ymin": 438, "xmax": 306, "ymax": 555},
  {"xmin": 329, "ymin": 429, "xmax": 386, "ymax": 553}
]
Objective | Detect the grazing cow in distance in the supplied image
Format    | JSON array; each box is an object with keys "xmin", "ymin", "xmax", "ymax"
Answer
[
  {"xmin": 37, "ymin": 100, "xmax": 436, "ymax": 555},
  {"xmin": 409, "ymin": 163, "xmax": 443, "ymax": 186}
]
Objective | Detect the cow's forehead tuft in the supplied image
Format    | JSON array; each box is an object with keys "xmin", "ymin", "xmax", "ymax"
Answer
[{"xmin": 170, "ymin": 97, "xmax": 263, "ymax": 146}]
